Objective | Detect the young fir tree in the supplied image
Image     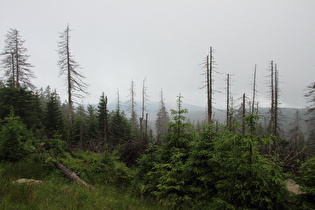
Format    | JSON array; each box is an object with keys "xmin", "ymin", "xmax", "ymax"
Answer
[
  {"xmin": 0, "ymin": 111, "xmax": 31, "ymax": 162},
  {"xmin": 97, "ymin": 92, "xmax": 109, "ymax": 148},
  {"xmin": 306, "ymin": 130, "xmax": 315, "ymax": 157},
  {"xmin": 44, "ymin": 89, "xmax": 64, "ymax": 138},
  {"xmin": 1, "ymin": 28, "xmax": 35, "ymax": 89},
  {"xmin": 155, "ymin": 90, "xmax": 170, "ymax": 144},
  {"xmin": 72, "ymin": 103, "xmax": 87, "ymax": 149},
  {"xmin": 145, "ymin": 95, "xmax": 193, "ymax": 207},
  {"xmin": 297, "ymin": 157, "xmax": 315, "ymax": 207},
  {"xmin": 210, "ymin": 130, "xmax": 289, "ymax": 209},
  {"xmin": 109, "ymin": 107, "xmax": 132, "ymax": 149},
  {"xmin": 184, "ymin": 125, "xmax": 218, "ymax": 205},
  {"xmin": 86, "ymin": 104, "xmax": 101, "ymax": 150},
  {"xmin": 0, "ymin": 86, "xmax": 43, "ymax": 130}
]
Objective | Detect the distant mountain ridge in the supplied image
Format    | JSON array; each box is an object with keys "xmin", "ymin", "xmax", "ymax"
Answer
[{"xmin": 90, "ymin": 101, "xmax": 310, "ymax": 137}]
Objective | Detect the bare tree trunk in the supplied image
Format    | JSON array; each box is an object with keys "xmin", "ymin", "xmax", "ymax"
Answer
[
  {"xmin": 242, "ymin": 93, "xmax": 246, "ymax": 135},
  {"xmin": 141, "ymin": 78, "xmax": 148, "ymax": 141},
  {"xmin": 144, "ymin": 113, "xmax": 148, "ymax": 144},
  {"xmin": 269, "ymin": 61, "xmax": 274, "ymax": 155},
  {"xmin": 226, "ymin": 74, "xmax": 230, "ymax": 130},
  {"xmin": 104, "ymin": 96, "xmax": 109, "ymax": 150},
  {"xmin": 249, "ymin": 65, "xmax": 257, "ymax": 134},
  {"xmin": 252, "ymin": 65, "xmax": 257, "ymax": 115},
  {"xmin": 207, "ymin": 47, "xmax": 214, "ymax": 124},
  {"xmin": 129, "ymin": 80, "xmax": 137, "ymax": 130},
  {"xmin": 66, "ymin": 27, "xmax": 73, "ymax": 140},
  {"xmin": 270, "ymin": 60, "xmax": 275, "ymax": 135},
  {"xmin": 57, "ymin": 25, "xmax": 87, "ymax": 142},
  {"xmin": 141, "ymin": 78, "xmax": 146, "ymax": 120}
]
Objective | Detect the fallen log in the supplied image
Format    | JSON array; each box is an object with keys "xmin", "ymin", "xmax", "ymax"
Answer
[
  {"xmin": 55, "ymin": 162, "xmax": 94, "ymax": 189},
  {"xmin": 13, "ymin": 178, "xmax": 43, "ymax": 185}
]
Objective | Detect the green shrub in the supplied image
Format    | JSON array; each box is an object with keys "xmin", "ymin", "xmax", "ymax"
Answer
[
  {"xmin": 296, "ymin": 157, "xmax": 315, "ymax": 208},
  {"xmin": 0, "ymin": 112, "xmax": 32, "ymax": 162},
  {"xmin": 298, "ymin": 157, "xmax": 315, "ymax": 196},
  {"xmin": 89, "ymin": 151, "xmax": 133, "ymax": 186},
  {"xmin": 212, "ymin": 132, "xmax": 290, "ymax": 209}
]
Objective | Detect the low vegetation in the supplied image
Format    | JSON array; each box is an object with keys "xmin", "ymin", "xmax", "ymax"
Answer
[{"xmin": 0, "ymin": 95, "xmax": 315, "ymax": 209}]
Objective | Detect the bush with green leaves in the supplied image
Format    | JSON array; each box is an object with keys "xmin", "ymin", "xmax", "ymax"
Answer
[
  {"xmin": 298, "ymin": 157, "xmax": 315, "ymax": 195},
  {"xmin": 0, "ymin": 112, "xmax": 32, "ymax": 162},
  {"xmin": 296, "ymin": 157, "xmax": 315, "ymax": 208},
  {"xmin": 183, "ymin": 125, "xmax": 218, "ymax": 204},
  {"xmin": 137, "ymin": 95, "xmax": 194, "ymax": 208},
  {"xmin": 89, "ymin": 151, "xmax": 132, "ymax": 186},
  {"xmin": 211, "ymin": 132, "xmax": 290, "ymax": 209},
  {"xmin": 138, "ymin": 128, "xmax": 291, "ymax": 208}
]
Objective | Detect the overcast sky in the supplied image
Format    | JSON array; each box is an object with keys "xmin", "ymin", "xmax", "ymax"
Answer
[{"xmin": 1, "ymin": 0, "xmax": 314, "ymax": 110}]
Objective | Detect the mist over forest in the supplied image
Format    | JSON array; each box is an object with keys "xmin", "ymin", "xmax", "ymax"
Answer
[{"xmin": 1, "ymin": 1, "xmax": 315, "ymax": 208}]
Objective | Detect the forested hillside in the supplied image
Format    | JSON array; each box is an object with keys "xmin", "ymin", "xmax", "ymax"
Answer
[{"xmin": 1, "ymin": 27, "xmax": 315, "ymax": 209}]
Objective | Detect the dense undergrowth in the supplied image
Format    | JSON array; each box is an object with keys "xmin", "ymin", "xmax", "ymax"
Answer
[
  {"xmin": 0, "ymin": 153, "xmax": 163, "ymax": 210},
  {"xmin": 1, "ymin": 96, "xmax": 315, "ymax": 209},
  {"xmin": 1, "ymin": 145, "xmax": 315, "ymax": 209}
]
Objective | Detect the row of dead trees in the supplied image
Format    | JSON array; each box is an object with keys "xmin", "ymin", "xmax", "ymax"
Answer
[
  {"xmin": 203, "ymin": 47, "xmax": 308, "ymax": 171},
  {"xmin": 204, "ymin": 47, "xmax": 280, "ymax": 134}
]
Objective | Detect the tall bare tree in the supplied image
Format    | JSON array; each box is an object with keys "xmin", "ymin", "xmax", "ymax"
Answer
[
  {"xmin": 140, "ymin": 78, "xmax": 149, "ymax": 142},
  {"xmin": 128, "ymin": 80, "xmax": 138, "ymax": 131},
  {"xmin": 226, "ymin": 73, "xmax": 233, "ymax": 130},
  {"xmin": 57, "ymin": 24, "xmax": 88, "ymax": 138},
  {"xmin": 269, "ymin": 61, "xmax": 280, "ymax": 137},
  {"xmin": 242, "ymin": 93, "xmax": 246, "ymax": 134},
  {"xmin": 251, "ymin": 65, "xmax": 257, "ymax": 115},
  {"xmin": 1, "ymin": 28, "xmax": 35, "ymax": 88},
  {"xmin": 201, "ymin": 47, "xmax": 215, "ymax": 124},
  {"xmin": 207, "ymin": 47, "xmax": 214, "ymax": 124},
  {"xmin": 249, "ymin": 65, "xmax": 257, "ymax": 134}
]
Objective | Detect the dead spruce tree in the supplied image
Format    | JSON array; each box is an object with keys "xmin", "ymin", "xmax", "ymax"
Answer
[
  {"xmin": 269, "ymin": 61, "xmax": 281, "ymax": 137},
  {"xmin": 57, "ymin": 25, "xmax": 88, "ymax": 140},
  {"xmin": 201, "ymin": 47, "xmax": 215, "ymax": 124},
  {"xmin": 1, "ymin": 28, "xmax": 35, "ymax": 88},
  {"xmin": 140, "ymin": 78, "xmax": 149, "ymax": 143},
  {"xmin": 128, "ymin": 80, "xmax": 138, "ymax": 132}
]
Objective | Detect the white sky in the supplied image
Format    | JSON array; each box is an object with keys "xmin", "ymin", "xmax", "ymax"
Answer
[{"xmin": 1, "ymin": 0, "xmax": 314, "ymax": 109}]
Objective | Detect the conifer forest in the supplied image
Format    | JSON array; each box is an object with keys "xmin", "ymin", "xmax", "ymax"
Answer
[{"xmin": 1, "ymin": 26, "xmax": 315, "ymax": 210}]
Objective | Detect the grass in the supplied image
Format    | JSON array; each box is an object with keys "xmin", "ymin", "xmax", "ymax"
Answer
[{"xmin": 0, "ymin": 153, "xmax": 165, "ymax": 210}]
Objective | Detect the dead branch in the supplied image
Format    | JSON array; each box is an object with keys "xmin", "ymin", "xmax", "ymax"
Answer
[{"xmin": 55, "ymin": 162, "xmax": 94, "ymax": 189}]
